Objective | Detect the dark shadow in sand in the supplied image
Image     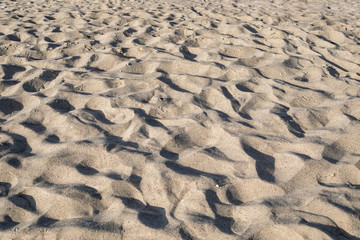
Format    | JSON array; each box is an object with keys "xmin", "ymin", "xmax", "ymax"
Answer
[
  {"xmin": 45, "ymin": 134, "xmax": 60, "ymax": 144},
  {"xmin": 118, "ymin": 197, "xmax": 168, "ymax": 229},
  {"xmin": 1, "ymin": 64, "xmax": 25, "ymax": 79},
  {"xmin": 83, "ymin": 109, "xmax": 114, "ymax": 124},
  {"xmin": 6, "ymin": 157, "xmax": 22, "ymax": 169},
  {"xmin": 205, "ymin": 190, "xmax": 235, "ymax": 234},
  {"xmin": 76, "ymin": 164, "xmax": 99, "ymax": 176},
  {"xmin": 271, "ymin": 104, "xmax": 305, "ymax": 138},
  {"xmin": 48, "ymin": 99, "xmax": 75, "ymax": 113},
  {"xmin": 36, "ymin": 216, "xmax": 59, "ymax": 227},
  {"xmin": 242, "ymin": 142, "xmax": 275, "ymax": 182},
  {"xmin": 0, "ymin": 98, "xmax": 23, "ymax": 115},
  {"xmin": 0, "ymin": 215, "xmax": 19, "ymax": 231},
  {"xmin": 74, "ymin": 185, "xmax": 102, "ymax": 200},
  {"xmin": 9, "ymin": 194, "xmax": 37, "ymax": 212},
  {"xmin": 165, "ymin": 161, "xmax": 227, "ymax": 182},
  {"xmin": 21, "ymin": 122, "xmax": 46, "ymax": 134},
  {"xmin": 0, "ymin": 131, "xmax": 33, "ymax": 156},
  {"xmin": 40, "ymin": 69, "xmax": 60, "ymax": 82},
  {"xmin": 179, "ymin": 46, "xmax": 197, "ymax": 61},
  {"xmin": 300, "ymin": 218, "xmax": 358, "ymax": 240},
  {"xmin": 0, "ymin": 182, "xmax": 11, "ymax": 197}
]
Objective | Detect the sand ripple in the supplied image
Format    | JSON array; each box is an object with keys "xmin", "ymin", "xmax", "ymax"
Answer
[{"xmin": 1, "ymin": 0, "xmax": 360, "ymax": 238}]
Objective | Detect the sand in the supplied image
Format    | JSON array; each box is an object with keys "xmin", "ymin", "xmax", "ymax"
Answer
[{"xmin": 1, "ymin": 0, "xmax": 360, "ymax": 238}]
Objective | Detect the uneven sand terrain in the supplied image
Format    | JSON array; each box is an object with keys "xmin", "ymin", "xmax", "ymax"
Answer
[{"xmin": 1, "ymin": 0, "xmax": 360, "ymax": 239}]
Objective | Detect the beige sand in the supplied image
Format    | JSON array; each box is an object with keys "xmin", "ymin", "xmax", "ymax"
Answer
[{"xmin": 1, "ymin": 0, "xmax": 360, "ymax": 238}]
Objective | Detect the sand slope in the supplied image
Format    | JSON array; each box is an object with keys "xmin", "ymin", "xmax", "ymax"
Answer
[{"xmin": 1, "ymin": 0, "xmax": 360, "ymax": 238}]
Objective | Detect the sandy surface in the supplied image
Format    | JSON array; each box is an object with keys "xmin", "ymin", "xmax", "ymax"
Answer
[{"xmin": 1, "ymin": 0, "xmax": 360, "ymax": 238}]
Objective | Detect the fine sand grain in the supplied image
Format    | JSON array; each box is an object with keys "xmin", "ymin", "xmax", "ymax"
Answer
[{"xmin": 1, "ymin": 0, "xmax": 360, "ymax": 239}]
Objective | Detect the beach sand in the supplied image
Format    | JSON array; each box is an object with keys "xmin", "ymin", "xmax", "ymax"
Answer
[{"xmin": 0, "ymin": 0, "xmax": 360, "ymax": 238}]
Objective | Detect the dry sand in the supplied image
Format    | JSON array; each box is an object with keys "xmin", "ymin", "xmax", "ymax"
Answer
[{"xmin": 1, "ymin": 0, "xmax": 360, "ymax": 238}]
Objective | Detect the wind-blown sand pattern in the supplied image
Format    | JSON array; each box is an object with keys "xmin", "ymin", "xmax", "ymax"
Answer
[{"xmin": 1, "ymin": 0, "xmax": 360, "ymax": 238}]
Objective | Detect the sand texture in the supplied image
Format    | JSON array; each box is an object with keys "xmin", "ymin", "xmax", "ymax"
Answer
[{"xmin": 1, "ymin": 0, "xmax": 360, "ymax": 238}]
